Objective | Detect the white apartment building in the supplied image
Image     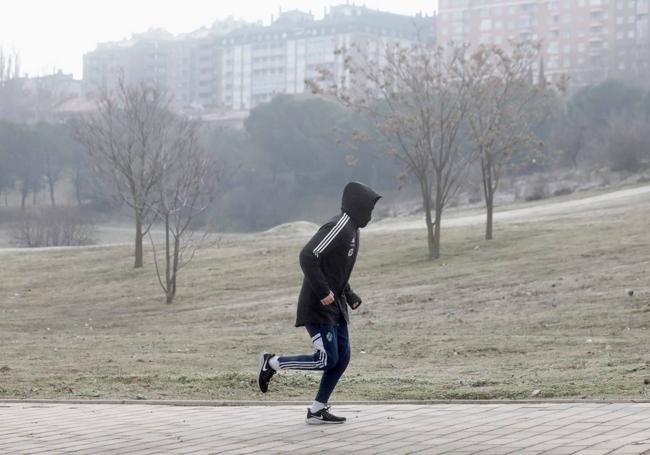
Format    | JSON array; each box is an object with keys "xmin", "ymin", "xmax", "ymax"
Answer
[
  {"xmin": 83, "ymin": 19, "xmax": 248, "ymax": 110},
  {"xmin": 83, "ymin": 6, "xmax": 435, "ymax": 113},
  {"xmin": 83, "ymin": 28, "xmax": 175, "ymax": 99},
  {"xmin": 219, "ymin": 5, "xmax": 435, "ymax": 111}
]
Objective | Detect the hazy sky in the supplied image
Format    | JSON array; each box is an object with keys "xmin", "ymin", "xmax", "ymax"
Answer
[{"xmin": 1, "ymin": 0, "xmax": 438, "ymax": 79}]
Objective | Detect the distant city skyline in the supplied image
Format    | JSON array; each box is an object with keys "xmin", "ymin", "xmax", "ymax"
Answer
[{"xmin": 1, "ymin": 0, "xmax": 438, "ymax": 79}]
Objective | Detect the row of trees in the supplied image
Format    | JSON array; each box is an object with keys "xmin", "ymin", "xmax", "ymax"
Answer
[
  {"xmin": 310, "ymin": 41, "xmax": 559, "ymax": 259},
  {"xmin": 2, "ymin": 49, "xmax": 650, "ymax": 268},
  {"xmin": 0, "ymin": 121, "xmax": 91, "ymax": 210},
  {"xmin": 0, "ymin": 100, "xmax": 404, "ymax": 230}
]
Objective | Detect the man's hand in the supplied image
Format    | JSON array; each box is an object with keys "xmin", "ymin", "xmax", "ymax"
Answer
[
  {"xmin": 321, "ymin": 291, "xmax": 335, "ymax": 306},
  {"xmin": 347, "ymin": 290, "xmax": 362, "ymax": 310}
]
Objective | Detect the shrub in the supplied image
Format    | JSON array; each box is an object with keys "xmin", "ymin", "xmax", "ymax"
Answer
[
  {"xmin": 599, "ymin": 116, "xmax": 649, "ymax": 173},
  {"xmin": 524, "ymin": 175, "xmax": 548, "ymax": 202},
  {"xmin": 11, "ymin": 208, "xmax": 97, "ymax": 247}
]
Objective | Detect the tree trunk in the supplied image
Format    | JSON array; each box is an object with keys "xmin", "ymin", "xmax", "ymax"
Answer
[
  {"xmin": 485, "ymin": 197, "xmax": 494, "ymax": 240},
  {"xmin": 433, "ymin": 203, "xmax": 442, "ymax": 260},
  {"xmin": 171, "ymin": 236, "xmax": 180, "ymax": 304},
  {"xmin": 20, "ymin": 187, "xmax": 27, "ymax": 211},
  {"xmin": 165, "ymin": 213, "xmax": 172, "ymax": 304},
  {"xmin": 430, "ymin": 176, "xmax": 444, "ymax": 261},
  {"xmin": 425, "ymin": 211, "xmax": 436, "ymax": 260},
  {"xmin": 420, "ymin": 180, "xmax": 436, "ymax": 260},
  {"xmin": 481, "ymin": 154, "xmax": 495, "ymax": 241},
  {"xmin": 74, "ymin": 167, "xmax": 83, "ymax": 207},
  {"xmin": 134, "ymin": 209, "xmax": 144, "ymax": 268},
  {"xmin": 48, "ymin": 179, "xmax": 56, "ymax": 208}
]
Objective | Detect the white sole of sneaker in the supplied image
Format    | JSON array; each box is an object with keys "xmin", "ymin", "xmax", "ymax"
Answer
[{"xmin": 306, "ymin": 418, "xmax": 345, "ymax": 425}]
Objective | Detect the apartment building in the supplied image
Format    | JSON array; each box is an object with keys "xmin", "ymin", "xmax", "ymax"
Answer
[
  {"xmin": 83, "ymin": 29, "xmax": 174, "ymax": 94},
  {"xmin": 83, "ymin": 19, "xmax": 247, "ymax": 110},
  {"xmin": 438, "ymin": 0, "xmax": 650, "ymax": 87},
  {"xmin": 218, "ymin": 5, "xmax": 435, "ymax": 111},
  {"xmin": 83, "ymin": 6, "xmax": 435, "ymax": 113}
]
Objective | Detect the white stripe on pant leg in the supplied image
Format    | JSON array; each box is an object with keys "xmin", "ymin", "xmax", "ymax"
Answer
[
  {"xmin": 312, "ymin": 336, "xmax": 325, "ymax": 353},
  {"xmin": 280, "ymin": 359, "xmax": 326, "ymax": 369},
  {"xmin": 279, "ymin": 350, "xmax": 324, "ymax": 368},
  {"xmin": 279, "ymin": 361, "xmax": 325, "ymax": 369},
  {"xmin": 279, "ymin": 348, "xmax": 327, "ymax": 369},
  {"xmin": 280, "ymin": 350, "xmax": 327, "ymax": 369}
]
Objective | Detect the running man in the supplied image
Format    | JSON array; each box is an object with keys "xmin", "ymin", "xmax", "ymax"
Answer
[{"xmin": 257, "ymin": 181, "xmax": 381, "ymax": 424}]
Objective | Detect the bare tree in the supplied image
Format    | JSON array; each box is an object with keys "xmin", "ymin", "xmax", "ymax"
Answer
[
  {"xmin": 310, "ymin": 41, "xmax": 474, "ymax": 260},
  {"xmin": 0, "ymin": 47, "xmax": 22, "ymax": 120},
  {"xmin": 464, "ymin": 42, "xmax": 548, "ymax": 240},
  {"xmin": 38, "ymin": 124, "xmax": 69, "ymax": 208},
  {"xmin": 0, "ymin": 47, "xmax": 20, "ymax": 85},
  {"xmin": 43, "ymin": 150, "xmax": 63, "ymax": 208},
  {"xmin": 77, "ymin": 77, "xmax": 172, "ymax": 268},
  {"xmin": 148, "ymin": 118, "xmax": 223, "ymax": 304},
  {"xmin": 0, "ymin": 146, "xmax": 11, "ymax": 206},
  {"xmin": 10, "ymin": 125, "xmax": 45, "ymax": 211}
]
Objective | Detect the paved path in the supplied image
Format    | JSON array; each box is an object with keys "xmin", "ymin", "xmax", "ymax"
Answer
[{"xmin": 1, "ymin": 402, "xmax": 650, "ymax": 454}]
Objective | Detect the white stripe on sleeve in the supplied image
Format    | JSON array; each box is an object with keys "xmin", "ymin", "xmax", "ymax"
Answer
[{"xmin": 313, "ymin": 214, "xmax": 349, "ymax": 257}]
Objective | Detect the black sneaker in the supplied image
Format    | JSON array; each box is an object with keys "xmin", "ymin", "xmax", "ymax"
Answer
[
  {"xmin": 257, "ymin": 352, "xmax": 276, "ymax": 393},
  {"xmin": 306, "ymin": 406, "xmax": 346, "ymax": 424}
]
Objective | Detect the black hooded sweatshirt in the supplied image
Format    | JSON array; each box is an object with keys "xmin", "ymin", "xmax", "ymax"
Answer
[{"xmin": 295, "ymin": 182, "xmax": 382, "ymax": 327}]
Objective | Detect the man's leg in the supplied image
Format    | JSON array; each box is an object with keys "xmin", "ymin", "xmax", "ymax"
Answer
[
  {"xmin": 315, "ymin": 322, "xmax": 350, "ymax": 404},
  {"xmin": 305, "ymin": 324, "xmax": 349, "ymax": 424},
  {"xmin": 258, "ymin": 325, "xmax": 339, "ymax": 394},
  {"xmin": 274, "ymin": 325, "xmax": 339, "ymax": 371}
]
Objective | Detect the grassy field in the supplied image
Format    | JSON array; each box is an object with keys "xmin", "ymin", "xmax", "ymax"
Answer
[{"xmin": 0, "ymin": 189, "xmax": 649, "ymax": 402}]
